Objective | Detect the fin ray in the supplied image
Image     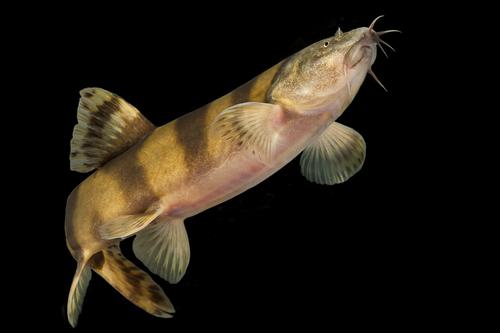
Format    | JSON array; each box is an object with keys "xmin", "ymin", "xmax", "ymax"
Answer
[
  {"xmin": 99, "ymin": 204, "xmax": 163, "ymax": 240},
  {"xmin": 70, "ymin": 87, "xmax": 155, "ymax": 172},
  {"xmin": 300, "ymin": 122, "xmax": 366, "ymax": 185},
  {"xmin": 133, "ymin": 219, "xmax": 190, "ymax": 284},
  {"xmin": 67, "ymin": 261, "xmax": 92, "ymax": 327},
  {"xmin": 90, "ymin": 245, "xmax": 175, "ymax": 318},
  {"xmin": 213, "ymin": 102, "xmax": 285, "ymax": 163}
]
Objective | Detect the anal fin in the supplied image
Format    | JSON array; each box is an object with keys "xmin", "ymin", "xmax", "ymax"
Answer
[{"xmin": 133, "ymin": 218, "xmax": 190, "ymax": 284}]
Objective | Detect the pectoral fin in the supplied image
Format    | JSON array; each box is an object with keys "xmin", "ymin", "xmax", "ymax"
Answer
[
  {"xmin": 213, "ymin": 102, "xmax": 285, "ymax": 162},
  {"xmin": 300, "ymin": 122, "xmax": 366, "ymax": 185},
  {"xmin": 99, "ymin": 204, "xmax": 163, "ymax": 240}
]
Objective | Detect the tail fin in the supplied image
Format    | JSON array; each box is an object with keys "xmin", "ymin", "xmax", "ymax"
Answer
[
  {"xmin": 89, "ymin": 244, "xmax": 175, "ymax": 319},
  {"xmin": 67, "ymin": 261, "xmax": 92, "ymax": 327}
]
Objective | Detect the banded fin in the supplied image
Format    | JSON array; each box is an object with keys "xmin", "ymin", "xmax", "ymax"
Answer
[
  {"xmin": 90, "ymin": 245, "xmax": 175, "ymax": 318},
  {"xmin": 300, "ymin": 122, "xmax": 366, "ymax": 185},
  {"xmin": 133, "ymin": 219, "xmax": 190, "ymax": 284},
  {"xmin": 213, "ymin": 102, "xmax": 285, "ymax": 162},
  {"xmin": 70, "ymin": 87, "xmax": 155, "ymax": 173},
  {"xmin": 99, "ymin": 204, "xmax": 163, "ymax": 240},
  {"xmin": 67, "ymin": 261, "xmax": 92, "ymax": 327}
]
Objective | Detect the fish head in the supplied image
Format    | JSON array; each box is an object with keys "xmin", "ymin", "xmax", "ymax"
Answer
[{"xmin": 268, "ymin": 16, "xmax": 398, "ymax": 112}]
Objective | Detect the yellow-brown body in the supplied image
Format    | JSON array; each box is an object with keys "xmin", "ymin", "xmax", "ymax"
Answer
[
  {"xmin": 65, "ymin": 18, "xmax": 397, "ymax": 327},
  {"xmin": 66, "ymin": 63, "xmax": 284, "ymax": 259}
]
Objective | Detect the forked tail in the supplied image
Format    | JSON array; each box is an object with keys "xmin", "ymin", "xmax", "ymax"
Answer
[
  {"xmin": 67, "ymin": 260, "xmax": 92, "ymax": 327},
  {"xmin": 67, "ymin": 245, "xmax": 175, "ymax": 327}
]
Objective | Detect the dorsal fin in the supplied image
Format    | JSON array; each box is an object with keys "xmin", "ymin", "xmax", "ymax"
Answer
[{"xmin": 70, "ymin": 88, "xmax": 155, "ymax": 173}]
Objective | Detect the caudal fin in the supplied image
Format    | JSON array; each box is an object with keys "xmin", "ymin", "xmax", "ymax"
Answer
[
  {"xmin": 89, "ymin": 244, "xmax": 175, "ymax": 319},
  {"xmin": 67, "ymin": 261, "xmax": 92, "ymax": 327}
]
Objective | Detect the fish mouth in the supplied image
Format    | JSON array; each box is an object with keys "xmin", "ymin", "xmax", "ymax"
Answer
[
  {"xmin": 351, "ymin": 15, "xmax": 401, "ymax": 93},
  {"xmin": 367, "ymin": 15, "xmax": 400, "ymax": 59}
]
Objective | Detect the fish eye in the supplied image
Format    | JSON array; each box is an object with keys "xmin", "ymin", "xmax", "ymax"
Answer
[{"xmin": 323, "ymin": 41, "xmax": 329, "ymax": 47}]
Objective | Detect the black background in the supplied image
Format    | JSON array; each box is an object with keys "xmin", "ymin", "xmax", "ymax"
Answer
[{"xmin": 15, "ymin": 3, "xmax": 462, "ymax": 331}]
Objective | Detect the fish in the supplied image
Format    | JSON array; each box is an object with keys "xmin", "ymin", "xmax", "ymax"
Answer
[{"xmin": 65, "ymin": 16, "xmax": 399, "ymax": 327}]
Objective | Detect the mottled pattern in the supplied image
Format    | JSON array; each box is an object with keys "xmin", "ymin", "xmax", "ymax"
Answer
[
  {"xmin": 90, "ymin": 245, "xmax": 175, "ymax": 318},
  {"xmin": 70, "ymin": 88, "xmax": 156, "ymax": 173},
  {"xmin": 64, "ymin": 62, "xmax": 295, "ymax": 326},
  {"xmin": 63, "ymin": 23, "xmax": 386, "ymax": 324}
]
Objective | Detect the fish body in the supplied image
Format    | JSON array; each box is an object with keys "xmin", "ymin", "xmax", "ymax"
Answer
[{"xmin": 65, "ymin": 17, "xmax": 398, "ymax": 326}]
